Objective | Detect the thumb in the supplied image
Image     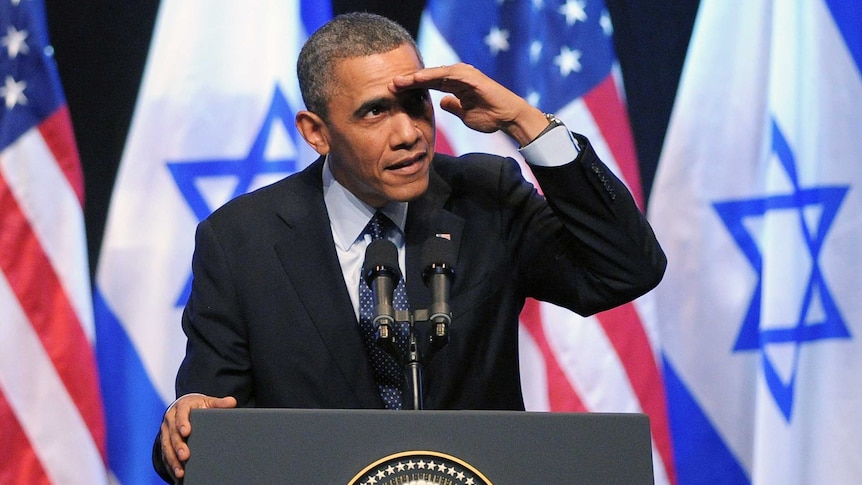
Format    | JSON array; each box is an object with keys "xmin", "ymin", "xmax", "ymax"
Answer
[
  {"xmin": 210, "ymin": 395, "xmax": 238, "ymax": 409},
  {"xmin": 438, "ymin": 96, "xmax": 464, "ymax": 119}
]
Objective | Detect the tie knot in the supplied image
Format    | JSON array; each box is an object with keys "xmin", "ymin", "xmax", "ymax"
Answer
[{"xmin": 365, "ymin": 211, "xmax": 391, "ymax": 241}]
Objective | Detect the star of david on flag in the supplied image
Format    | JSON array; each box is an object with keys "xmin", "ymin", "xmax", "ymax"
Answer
[
  {"xmin": 167, "ymin": 85, "xmax": 302, "ymax": 306},
  {"xmin": 649, "ymin": 0, "xmax": 862, "ymax": 483},
  {"xmin": 713, "ymin": 119, "xmax": 850, "ymax": 421}
]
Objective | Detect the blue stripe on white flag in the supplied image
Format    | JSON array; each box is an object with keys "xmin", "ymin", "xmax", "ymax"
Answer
[
  {"xmin": 824, "ymin": 0, "xmax": 861, "ymax": 73},
  {"xmin": 663, "ymin": 356, "xmax": 749, "ymax": 485},
  {"xmin": 95, "ymin": 288, "xmax": 166, "ymax": 485},
  {"xmin": 300, "ymin": 0, "xmax": 331, "ymax": 42}
]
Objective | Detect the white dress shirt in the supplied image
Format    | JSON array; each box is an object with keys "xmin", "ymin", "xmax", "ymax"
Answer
[{"xmin": 323, "ymin": 163, "xmax": 408, "ymax": 320}]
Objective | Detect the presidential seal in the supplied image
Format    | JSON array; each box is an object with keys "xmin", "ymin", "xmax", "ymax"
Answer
[{"xmin": 348, "ymin": 450, "xmax": 492, "ymax": 485}]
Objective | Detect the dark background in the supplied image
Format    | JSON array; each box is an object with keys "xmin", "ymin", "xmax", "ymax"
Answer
[{"xmin": 43, "ymin": 0, "xmax": 700, "ymax": 276}]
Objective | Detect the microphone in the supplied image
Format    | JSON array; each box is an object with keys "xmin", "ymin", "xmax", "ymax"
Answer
[
  {"xmin": 421, "ymin": 237, "xmax": 455, "ymax": 348},
  {"xmin": 362, "ymin": 239, "xmax": 401, "ymax": 347}
]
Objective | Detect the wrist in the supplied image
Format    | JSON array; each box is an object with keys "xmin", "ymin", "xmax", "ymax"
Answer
[
  {"xmin": 532, "ymin": 113, "xmax": 565, "ymax": 142},
  {"xmin": 502, "ymin": 105, "xmax": 550, "ymax": 147}
]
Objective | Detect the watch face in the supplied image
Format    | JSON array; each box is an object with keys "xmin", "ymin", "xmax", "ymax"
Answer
[{"xmin": 348, "ymin": 450, "xmax": 493, "ymax": 485}]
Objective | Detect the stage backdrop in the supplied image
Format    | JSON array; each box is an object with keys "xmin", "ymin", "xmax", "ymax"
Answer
[
  {"xmin": 38, "ymin": 1, "xmax": 699, "ymax": 484},
  {"xmin": 43, "ymin": 0, "xmax": 700, "ymax": 273}
]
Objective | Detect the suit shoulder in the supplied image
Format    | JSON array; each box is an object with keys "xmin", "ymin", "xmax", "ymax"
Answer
[
  {"xmin": 206, "ymin": 161, "xmax": 321, "ymax": 225},
  {"xmin": 432, "ymin": 152, "xmax": 523, "ymax": 185}
]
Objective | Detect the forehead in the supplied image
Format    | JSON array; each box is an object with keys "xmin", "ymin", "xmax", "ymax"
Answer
[{"xmin": 329, "ymin": 44, "xmax": 423, "ymax": 100}]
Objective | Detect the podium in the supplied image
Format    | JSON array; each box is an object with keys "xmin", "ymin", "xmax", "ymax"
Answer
[{"xmin": 184, "ymin": 408, "xmax": 654, "ymax": 484}]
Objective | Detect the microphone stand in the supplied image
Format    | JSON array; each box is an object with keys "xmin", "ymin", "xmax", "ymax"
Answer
[
  {"xmin": 404, "ymin": 323, "xmax": 423, "ymax": 411},
  {"xmin": 389, "ymin": 308, "xmax": 448, "ymax": 411}
]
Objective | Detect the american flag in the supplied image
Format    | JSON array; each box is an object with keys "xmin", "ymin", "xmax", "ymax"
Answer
[
  {"xmin": 418, "ymin": 1, "xmax": 675, "ymax": 483},
  {"xmin": 0, "ymin": 0, "xmax": 108, "ymax": 483}
]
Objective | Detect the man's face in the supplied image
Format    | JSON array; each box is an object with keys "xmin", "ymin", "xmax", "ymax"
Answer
[{"xmin": 322, "ymin": 44, "xmax": 435, "ymax": 208}]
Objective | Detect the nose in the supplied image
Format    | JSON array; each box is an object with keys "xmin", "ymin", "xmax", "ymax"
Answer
[{"xmin": 390, "ymin": 111, "xmax": 421, "ymax": 149}]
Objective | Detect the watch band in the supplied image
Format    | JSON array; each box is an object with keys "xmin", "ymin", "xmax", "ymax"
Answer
[{"xmin": 534, "ymin": 112, "xmax": 565, "ymax": 140}]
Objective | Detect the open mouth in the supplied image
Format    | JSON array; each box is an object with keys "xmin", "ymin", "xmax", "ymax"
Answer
[
  {"xmin": 386, "ymin": 153, "xmax": 426, "ymax": 172},
  {"xmin": 387, "ymin": 160, "xmax": 414, "ymax": 170}
]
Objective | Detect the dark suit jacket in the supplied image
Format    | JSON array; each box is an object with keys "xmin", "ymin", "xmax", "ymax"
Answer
[
  {"xmin": 173, "ymin": 134, "xmax": 664, "ymax": 409},
  {"xmin": 154, "ymin": 135, "xmax": 665, "ymax": 480}
]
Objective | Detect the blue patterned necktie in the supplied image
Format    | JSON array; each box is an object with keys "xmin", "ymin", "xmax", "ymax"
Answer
[{"xmin": 358, "ymin": 211, "xmax": 410, "ymax": 409}]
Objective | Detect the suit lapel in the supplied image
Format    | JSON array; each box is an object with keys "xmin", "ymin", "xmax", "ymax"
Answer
[
  {"xmin": 265, "ymin": 157, "xmax": 465, "ymax": 406},
  {"xmin": 403, "ymin": 164, "xmax": 465, "ymax": 311},
  {"xmin": 271, "ymin": 159, "xmax": 381, "ymax": 407}
]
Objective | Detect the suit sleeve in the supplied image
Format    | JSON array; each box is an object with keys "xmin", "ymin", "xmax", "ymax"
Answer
[
  {"xmin": 151, "ymin": 217, "xmax": 259, "ymax": 482},
  {"xmin": 515, "ymin": 133, "xmax": 666, "ymax": 316},
  {"xmin": 174, "ymin": 217, "xmax": 255, "ymax": 404}
]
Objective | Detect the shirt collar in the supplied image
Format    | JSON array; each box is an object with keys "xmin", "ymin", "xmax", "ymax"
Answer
[{"xmin": 322, "ymin": 156, "xmax": 408, "ymax": 251}]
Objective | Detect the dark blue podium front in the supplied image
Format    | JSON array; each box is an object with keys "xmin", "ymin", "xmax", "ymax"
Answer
[{"xmin": 184, "ymin": 408, "xmax": 654, "ymax": 484}]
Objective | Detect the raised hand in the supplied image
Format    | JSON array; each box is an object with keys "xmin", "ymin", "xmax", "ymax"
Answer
[{"xmin": 390, "ymin": 63, "xmax": 550, "ymax": 146}]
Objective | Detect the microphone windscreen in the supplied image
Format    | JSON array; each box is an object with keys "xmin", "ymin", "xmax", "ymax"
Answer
[
  {"xmin": 422, "ymin": 236, "xmax": 455, "ymax": 268},
  {"xmin": 363, "ymin": 239, "xmax": 401, "ymax": 281}
]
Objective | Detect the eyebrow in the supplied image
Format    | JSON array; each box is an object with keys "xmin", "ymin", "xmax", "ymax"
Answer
[{"xmin": 352, "ymin": 96, "xmax": 393, "ymax": 119}]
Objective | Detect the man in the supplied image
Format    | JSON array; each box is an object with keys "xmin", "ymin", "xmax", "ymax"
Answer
[{"xmin": 155, "ymin": 12, "xmax": 665, "ymax": 482}]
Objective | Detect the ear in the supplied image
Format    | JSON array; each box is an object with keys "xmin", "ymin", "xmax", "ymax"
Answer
[{"xmin": 295, "ymin": 110, "xmax": 330, "ymax": 155}]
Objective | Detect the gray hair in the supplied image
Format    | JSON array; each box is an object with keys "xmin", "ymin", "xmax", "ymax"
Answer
[{"xmin": 297, "ymin": 12, "xmax": 421, "ymax": 118}]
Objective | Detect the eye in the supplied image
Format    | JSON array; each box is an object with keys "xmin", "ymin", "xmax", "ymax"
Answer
[
  {"xmin": 360, "ymin": 100, "xmax": 390, "ymax": 119},
  {"xmin": 404, "ymin": 90, "xmax": 431, "ymax": 116}
]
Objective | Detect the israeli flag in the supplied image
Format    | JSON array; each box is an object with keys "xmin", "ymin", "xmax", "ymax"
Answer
[
  {"xmin": 93, "ymin": 1, "xmax": 330, "ymax": 483},
  {"xmin": 649, "ymin": 0, "xmax": 862, "ymax": 483}
]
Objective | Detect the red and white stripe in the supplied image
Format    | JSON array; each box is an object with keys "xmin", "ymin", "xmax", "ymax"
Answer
[
  {"xmin": 0, "ymin": 107, "xmax": 108, "ymax": 484},
  {"xmin": 517, "ymin": 86, "xmax": 675, "ymax": 485},
  {"xmin": 419, "ymin": 15, "xmax": 675, "ymax": 483}
]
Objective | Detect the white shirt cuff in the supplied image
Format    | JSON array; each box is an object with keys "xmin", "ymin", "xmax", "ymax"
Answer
[{"xmin": 518, "ymin": 124, "xmax": 580, "ymax": 167}]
